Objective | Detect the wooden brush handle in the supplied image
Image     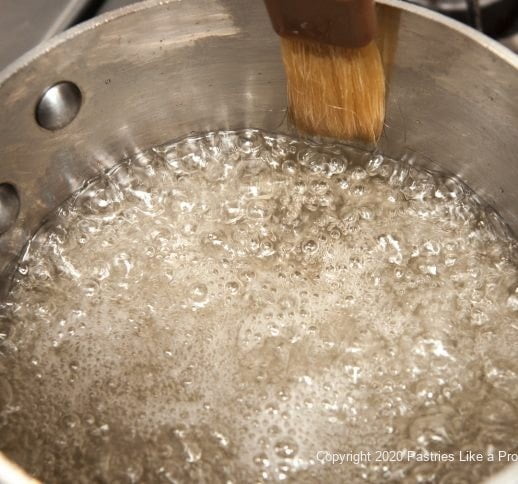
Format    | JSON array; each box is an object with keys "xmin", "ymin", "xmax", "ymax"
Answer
[{"xmin": 263, "ymin": 0, "xmax": 377, "ymax": 48}]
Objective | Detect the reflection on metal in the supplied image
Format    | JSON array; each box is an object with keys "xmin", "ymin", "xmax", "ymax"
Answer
[
  {"xmin": 35, "ymin": 81, "xmax": 82, "ymax": 131},
  {"xmin": 0, "ymin": 185, "xmax": 20, "ymax": 236}
]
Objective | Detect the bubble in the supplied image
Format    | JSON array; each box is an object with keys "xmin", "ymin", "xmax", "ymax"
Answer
[
  {"xmin": 327, "ymin": 224, "xmax": 341, "ymax": 240},
  {"xmin": 112, "ymin": 252, "xmax": 133, "ymax": 278},
  {"xmin": 389, "ymin": 164, "xmax": 410, "ymax": 188},
  {"xmin": 181, "ymin": 152, "xmax": 207, "ymax": 172},
  {"xmin": 408, "ymin": 414, "xmax": 451, "ymax": 448},
  {"xmin": 282, "ymin": 160, "xmax": 297, "ymax": 176},
  {"xmin": 293, "ymin": 180, "xmax": 306, "ymax": 194},
  {"xmin": 221, "ymin": 200, "xmax": 243, "ymax": 223},
  {"xmin": 247, "ymin": 200, "xmax": 273, "ymax": 220},
  {"xmin": 350, "ymin": 167, "xmax": 367, "ymax": 181},
  {"xmin": 302, "ymin": 239, "xmax": 318, "ymax": 254},
  {"xmin": 238, "ymin": 130, "xmax": 263, "ymax": 154},
  {"xmin": 239, "ymin": 269, "xmax": 256, "ymax": 283},
  {"xmin": 202, "ymin": 230, "xmax": 226, "ymax": 250},
  {"xmin": 310, "ymin": 180, "xmax": 329, "ymax": 195},
  {"xmin": 326, "ymin": 157, "xmax": 346, "ymax": 176},
  {"xmin": 60, "ymin": 414, "xmax": 80, "ymax": 430},
  {"xmin": 296, "ymin": 148, "xmax": 319, "ymax": 166},
  {"xmin": 274, "ymin": 439, "xmax": 299, "ymax": 458},
  {"xmin": 253, "ymin": 452, "xmax": 270, "ymax": 468},
  {"xmin": 337, "ymin": 177, "xmax": 349, "ymax": 190},
  {"xmin": 359, "ymin": 206, "xmax": 374, "ymax": 221},
  {"xmin": 366, "ymin": 155, "xmax": 385, "ymax": 175},
  {"xmin": 183, "ymin": 440, "xmax": 202, "ymax": 463},
  {"xmin": 82, "ymin": 279, "xmax": 100, "ymax": 297},
  {"xmin": 352, "ymin": 185, "xmax": 366, "ymax": 197},
  {"xmin": 1, "ymin": 129, "xmax": 517, "ymax": 483},
  {"xmin": 278, "ymin": 295, "xmax": 297, "ymax": 311},
  {"xmin": 190, "ymin": 283, "xmax": 208, "ymax": 302},
  {"xmin": 225, "ymin": 281, "xmax": 240, "ymax": 295},
  {"xmin": 506, "ymin": 293, "xmax": 518, "ymax": 311},
  {"xmin": 17, "ymin": 263, "xmax": 29, "ymax": 276}
]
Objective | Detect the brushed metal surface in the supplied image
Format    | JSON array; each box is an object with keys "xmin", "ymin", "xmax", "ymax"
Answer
[{"xmin": 0, "ymin": 0, "xmax": 91, "ymax": 70}]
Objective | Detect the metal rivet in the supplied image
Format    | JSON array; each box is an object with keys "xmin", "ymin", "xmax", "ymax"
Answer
[
  {"xmin": 0, "ymin": 184, "xmax": 20, "ymax": 235},
  {"xmin": 35, "ymin": 81, "xmax": 82, "ymax": 131}
]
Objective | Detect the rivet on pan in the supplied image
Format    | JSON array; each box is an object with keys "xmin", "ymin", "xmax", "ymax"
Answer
[
  {"xmin": 0, "ymin": 184, "xmax": 20, "ymax": 235},
  {"xmin": 35, "ymin": 81, "xmax": 82, "ymax": 131}
]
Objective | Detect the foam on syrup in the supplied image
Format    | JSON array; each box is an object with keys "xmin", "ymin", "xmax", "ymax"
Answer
[{"xmin": 0, "ymin": 130, "xmax": 517, "ymax": 483}]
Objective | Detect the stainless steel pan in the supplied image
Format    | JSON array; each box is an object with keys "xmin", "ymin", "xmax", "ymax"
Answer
[{"xmin": 0, "ymin": 0, "xmax": 517, "ymax": 481}]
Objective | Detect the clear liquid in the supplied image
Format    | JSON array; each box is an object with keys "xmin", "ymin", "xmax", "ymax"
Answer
[{"xmin": 1, "ymin": 130, "xmax": 517, "ymax": 483}]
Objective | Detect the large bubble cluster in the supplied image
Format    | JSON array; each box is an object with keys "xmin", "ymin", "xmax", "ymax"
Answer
[{"xmin": 0, "ymin": 130, "xmax": 517, "ymax": 483}]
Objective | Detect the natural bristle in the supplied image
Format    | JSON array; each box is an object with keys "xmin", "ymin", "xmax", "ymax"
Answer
[{"xmin": 281, "ymin": 37, "xmax": 386, "ymax": 143}]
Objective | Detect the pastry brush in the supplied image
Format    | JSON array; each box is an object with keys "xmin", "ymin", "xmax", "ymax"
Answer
[{"xmin": 263, "ymin": 0, "xmax": 386, "ymax": 142}]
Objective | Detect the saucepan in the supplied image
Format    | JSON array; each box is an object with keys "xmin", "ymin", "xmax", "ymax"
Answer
[{"xmin": 0, "ymin": 0, "xmax": 517, "ymax": 482}]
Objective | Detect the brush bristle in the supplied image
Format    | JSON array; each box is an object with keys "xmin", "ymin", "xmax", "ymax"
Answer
[{"xmin": 281, "ymin": 37, "xmax": 386, "ymax": 143}]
